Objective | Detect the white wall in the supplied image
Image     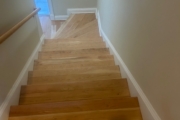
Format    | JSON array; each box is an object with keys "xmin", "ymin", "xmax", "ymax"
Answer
[
  {"xmin": 0, "ymin": 0, "xmax": 42, "ymax": 106},
  {"xmin": 51, "ymin": 0, "xmax": 97, "ymax": 15},
  {"xmin": 98, "ymin": 0, "xmax": 180, "ymax": 120}
]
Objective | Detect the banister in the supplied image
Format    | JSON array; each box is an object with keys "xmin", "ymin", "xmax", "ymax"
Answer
[{"xmin": 0, "ymin": 8, "xmax": 40, "ymax": 44}]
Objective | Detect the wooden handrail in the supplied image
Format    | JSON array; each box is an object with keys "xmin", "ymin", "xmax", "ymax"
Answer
[{"xmin": 0, "ymin": 8, "xmax": 40, "ymax": 44}]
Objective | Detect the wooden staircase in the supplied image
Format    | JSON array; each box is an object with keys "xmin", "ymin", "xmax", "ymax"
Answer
[{"xmin": 9, "ymin": 13, "xmax": 143, "ymax": 120}]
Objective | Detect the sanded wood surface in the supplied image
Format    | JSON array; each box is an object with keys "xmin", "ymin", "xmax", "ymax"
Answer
[
  {"xmin": 28, "ymin": 73, "xmax": 122, "ymax": 85},
  {"xmin": 9, "ymin": 108, "xmax": 142, "ymax": 120},
  {"xmin": 21, "ymin": 79, "xmax": 128, "ymax": 94},
  {"xmin": 9, "ymin": 13, "xmax": 142, "ymax": 120},
  {"xmin": 44, "ymin": 38, "xmax": 102, "ymax": 43},
  {"xmin": 19, "ymin": 88, "xmax": 130, "ymax": 105},
  {"xmin": 10, "ymin": 97, "xmax": 139, "ymax": 117},
  {"xmin": 33, "ymin": 60, "xmax": 116, "ymax": 70}
]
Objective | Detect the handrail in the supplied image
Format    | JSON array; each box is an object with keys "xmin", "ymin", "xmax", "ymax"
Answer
[{"xmin": 0, "ymin": 8, "xmax": 40, "ymax": 44}]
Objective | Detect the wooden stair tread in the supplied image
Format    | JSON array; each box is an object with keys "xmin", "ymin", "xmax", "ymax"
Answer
[
  {"xmin": 76, "ymin": 13, "xmax": 96, "ymax": 29},
  {"xmin": 44, "ymin": 38, "xmax": 103, "ymax": 43},
  {"xmin": 39, "ymin": 48, "xmax": 110, "ymax": 55},
  {"xmin": 42, "ymin": 43, "xmax": 106, "ymax": 51},
  {"xmin": 10, "ymin": 97, "xmax": 139, "ymax": 117},
  {"xmin": 38, "ymin": 53, "xmax": 113, "ymax": 60},
  {"xmin": 57, "ymin": 18, "xmax": 98, "ymax": 39},
  {"xmin": 54, "ymin": 14, "xmax": 75, "ymax": 39},
  {"xmin": 42, "ymin": 41, "xmax": 105, "ymax": 48},
  {"xmin": 28, "ymin": 73, "xmax": 122, "ymax": 85},
  {"xmin": 56, "ymin": 14, "xmax": 86, "ymax": 38},
  {"xmin": 19, "ymin": 87, "xmax": 130, "ymax": 105},
  {"xmin": 43, "ymin": 40, "xmax": 105, "ymax": 46},
  {"xmin": 36, "ymin": 55, "xmax": 114, "ymax": 65},
  {"xmin": 33, "ymin": 60, "xmax": 116, "ymax": 70},
  {"xmin": 9, "ymin": 108, "xmax": 142, "ymax": 120},
  {"xmin": 22, "ymin": 79, "xmax": 128, "ymax": 94},
  {"xmin": 75, "ymin": 29, "xmax": 100, "ymax": 39},
  {"xmin": 30, "ymin": 66, "xmax": 120, "ymax": 76},
  {"xmin": 65, "ymin": 20, "xmax": 98, "ymax": 38},
  {"xmin": 40, "ymin": 47, "xmax": 108, "ymax": 56}
]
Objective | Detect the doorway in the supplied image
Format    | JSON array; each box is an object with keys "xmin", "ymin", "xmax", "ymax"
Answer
[
  {"xmin": 34, "ymin": 0, "xmax": 64, "ymax": 39},
  {"xmin": 34, "ymin": 0, "xmax": 50, "ymax": 15}
]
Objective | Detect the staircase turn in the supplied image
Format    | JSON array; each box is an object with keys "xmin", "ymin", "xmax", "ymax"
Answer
[{"xmin": 9, "ymin": 13, "xmax": 143, "ymax": 120}]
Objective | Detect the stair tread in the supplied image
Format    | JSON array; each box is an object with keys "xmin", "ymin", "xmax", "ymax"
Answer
[
  {"xmin": 28, "ymin": 73, "xmax": 122, "ymax": 85},
  {"xmin": 30, "ymin": 66, "xmax": 120, "ymax": 76},
  {"xmin": 54, "ymin": 14, "xmax": 75, "ymax": 39},
  {"xmin": 10, "ymin": 97, "xmax": 139, "ymax": 117},
  {"xmin": 44, "ymin": 38, "xmax": 103, "ymax": 43},
  {"xmin": 19, "ymin": 87, "xmax": 130, "ymax": 105},
  {"xmin": 66, "ymin": 20, "xmax": 99, "ymax": 38},
  {"xmin": 59, "ymin": 14, "xmax": 96, "ymax": 38},
  {"xmin": 56, "ymin": 14, "xmax": 86, "ymax": 38},
  {"xmin": 42, "ymin": 42, "xmax": 106, "ymax": 49},
  {"xmin": 38, "ymin": 53, "xmax": 113, "ymax": 60},
  {"xmin": 42, "ymin": 43, "xmax": 106, "ymax": 51},
  {"xmin": 9, "ymin": 108, "xmax": 142, "ymax": 120},
  {"xmin": 36, "ymin": 55, "xmax": 113, "ymax": 65},
  {"xmin": 22, "ymin": 79, "xmax": 127, "ymax": 94},
  {"xmin": 75, "ymin": 29, "xmax": 100, "ymax": 39},
  {"xmin": 76, "ymin": 13, "xmax": 96, "ymax": 29},
  {"xmin": 34, "ymin": 60, "xmax": 116, "ymax": 70},
  {"xmin": 39, "ymin": 48, "xmax": 110, "ymax": 57},
  {"xmin": 43, "ymin": 41, "xmax": 105, "ymax": 46}
]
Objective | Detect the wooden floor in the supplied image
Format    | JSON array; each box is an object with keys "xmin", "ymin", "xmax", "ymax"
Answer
[{"xmin": 9, "ymin": 13, "xmax": 143, "ymax": 120}]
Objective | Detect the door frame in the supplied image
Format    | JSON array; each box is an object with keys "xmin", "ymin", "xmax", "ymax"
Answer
[
  {"xmin": 47, "ymin": 0, "xmax": 55, "ymax": 20},
  {"xmin": 33, "ymin": 0, "xmax": 55, "ymax": 20}
]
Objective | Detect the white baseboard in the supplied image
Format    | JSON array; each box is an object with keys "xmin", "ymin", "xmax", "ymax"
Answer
[
  {"xmin": 0, "ymin": 35, "xmax": 45, "ymax": 120},
  {"xmin": 67, "ymin": 8, "xmax": 97, "ymax": 16},
  {"xmin": 96, "ymin": 10, "xmax": 161, "ymax": 120},
  {"xmin": 54, "ymin": 15, "xmax": 69, "ymax": 20}
]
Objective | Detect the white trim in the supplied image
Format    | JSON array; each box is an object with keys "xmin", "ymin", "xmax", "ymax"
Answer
[
  {"xmin": 97, "ymin": 10, "xmax": 161, "ymax": 120},
  {"xmin": 96, "ymin": 9, "xmax": 102, "ymax": 36},
  {"xmin": 54, "ymin": 15, "xmax": 69, "ymax": 20},
  {"xmin": 0, "ymin": 35, "xmax": 45, "ymax": 120},
  {"xmin": 67, "ymin": 8, "xmax": 97, "ymax": 16},
  {"xmin": 50, "ymin": 14, "xmax": 55, "ymax": 20},
  {"xmin": 47, "ymin": 0, "xmax": 55, "ymax": 20}
]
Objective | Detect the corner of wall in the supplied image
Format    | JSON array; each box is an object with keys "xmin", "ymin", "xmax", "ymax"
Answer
[{"xmin": 0, "ymin": 35, "xmax": 45, "ymax": 120}]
